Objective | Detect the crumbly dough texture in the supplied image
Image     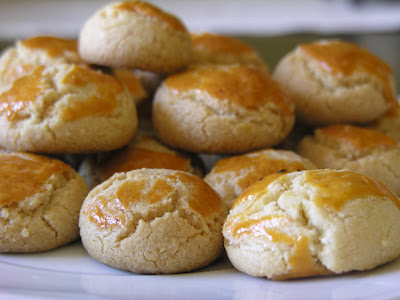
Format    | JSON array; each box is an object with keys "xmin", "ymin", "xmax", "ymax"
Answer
[
  {"xmin": 368, "ymin": 102, "xmax": 400, "ymax": 142},
  {"xmin": 273, "ymin": 40, "xmax": 395, "ymax": 125},
  {"xmin": 223, "ymin": 169, "xmax": 400, "ymax": 280},
  {"xmin": 79, "ymin": 1, "xmax": 192, "ymax": 73},
  {"xmin": 152, "ymin": 65, "xmax": 295, "ymax": 154},
  {"xmin": 0, "ymin": 63, "xmax": 138, "ymax": 153},
  {"xmin": 204, "ymin": 149, "xmax": 316, "ymax": 215},
  {"xmin": 0, "ymin": 152, "xmax": 90, "ymax": 252},
  {"xmin": 79, "ymin": 168, "xmax": 224, "ymax": 274},
  {"xmin": 297, "ymin": 126, "xmax": 400, "ymax": 195}
]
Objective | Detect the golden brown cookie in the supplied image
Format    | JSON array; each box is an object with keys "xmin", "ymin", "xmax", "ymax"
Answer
[
  {"xmin": 223, "ymin": 169, "xmax": 400, "ymax": 280},
  {"xmin": 190, "ymin": 32, "xmax": 268, "ymax": 70},
  {"xmin": 0, "ymin": 64, "xmax": 137, "ymax": 153},
  {"xmin": 153, "ymin": 64, "xmax": 295, "ymax": 154},
  {"xmin": 79, "ymin": 168, "xmax": 224, "ymax": 274},
  {"xmin": 204, "ymin": 149, "xmax": 315, "ymax": 215},
  {"xmin": 273, "ymin": 39, "xmax": 396, "ymax": 125},
  {"xmin": 297, "ymin": 124, "xmax": 400, "ymax": 195},
  {"xmin": 0, "ymin": 152, "xmax": 89, "ymax": 252},
  {"xmin": 79, "ymin": 0, "xmax": 192, "ymax": 73}
]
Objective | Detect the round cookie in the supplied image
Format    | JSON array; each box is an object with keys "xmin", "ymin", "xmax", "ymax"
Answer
[
  {"xmin": 153, "ymin": 64, "xmax": 295, "ymax": 154},
  {"xmin": 78, "ymin": 133, "xmax": 204, "ymax": 188},
  {"xmin": 79, "ymin": 0, "xmax": 192, "ymax": 73},
  {"xmin": 273, "ymin": 39, "xmax": 396, "ymax": 126},
  {"xmin": 79, "ymin": 168, "xmax": 224, "ymax": 274},
  {"xmin": 297, "ymin": 124, "xmax": 400, "ymax": 195},
  {"xmin": 0, "ymin": 36, "xmax": 82, "ymax": 91},
  {"xmin": 223, "ymin": 169, "xmax": 400, "ymax": 280},
  {"xmin": 204, "ymin": 149, "xmax": 316, "ymax": 215},
  {"xmin": 190, "ymin": 32, "xmax": 268, "ymax": 71},
  {"xmin": 368, "ymin": 101, "xmax": 400, "ymax": 142},
  {"xmin": 0, "ymin": 152, "xmax": 89, "ymax": 252},
  {"xmin": 0, "ymin": 63, "xmax": 138, "ymax": 153}
]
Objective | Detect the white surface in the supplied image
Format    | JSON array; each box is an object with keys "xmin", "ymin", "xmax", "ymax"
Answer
[
  {"xmin": 1, "ymin": 241, "xmax": 400, "ymax": 300},
  {"xmin": 0, "ymin": 0, "xmax": 400, "ymax": 39}
]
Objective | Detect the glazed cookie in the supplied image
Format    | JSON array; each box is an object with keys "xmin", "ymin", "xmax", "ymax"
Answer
[
  {"xmin": 79, "ymin": 168, "xmax": 224, "ymax": 274},
  {"xmin": 273, "ymin": 39, "xmax": 396, "ymax": 125},
  {"xmin": 0, "ymin": 63, "xmax": 138, "ymax": 153},
  {"xmin": 204, "ymin": 149, "xmax": 315, "ymax": 215},
  {"xmin": 297, "ymin": 124, "xmax": 400, "ymax": 195},
  {"xmin": 0, "ymin": 152, "xmax": 89, "ymax": 252},
  {"xmin": 190, "ymin": 32, "xmax": 268, "ymax": 71},
  {"xmin": 153, "ymin": 64, "xmax": 295, "ymax": 154},
  {"xmin": 111, "ymin": 68, "xmax": 147, "ymax": 105},
  {"xmin": 79, "ymin": 133, "xmax": 204, "ymax": 188},
  {"xmin": 223, "ymin": 169, "xmax": 400, "ymax": 280},
  {"xmin": 368, "ymin": 102, "xmax": 400, "ymax": 142},
  {"xmin": 0, "ymin": 36, "xmax": 82, "ymax": 90},
  {"xmin": 79, "ymin": 0, "xmax": 192, "ymax": 73}
]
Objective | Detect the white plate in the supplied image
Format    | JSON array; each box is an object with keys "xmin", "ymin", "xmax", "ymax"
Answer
[{"xmin": 1, "ymin": 240, "xmax": 400, "ymax": 300}]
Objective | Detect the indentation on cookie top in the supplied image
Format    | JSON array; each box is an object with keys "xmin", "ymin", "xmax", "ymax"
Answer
[
  {"xmin": 300, "ymin": 40, "xmax": 395, "ymax": 103},
  {"xmin": 304, "ymin": 169, "xmax": 400, "ymax": 211},
  {"xmin": 173, "ymin": 172, "xmax": 222, "ymax": 218},
  {"xmin": 60, "ymin": 65, "xmax": 123, "ymax": 121},
  {"xmin": 0, "ymin": 65, "xmax": 46, "ymax": 120},
  {"xmin": 191, "ymin": 33, "xmax": 255, "ymax": 55},
  {"xmin": 97, "ymin": 148, "xmax": 190, "ymax": 181},
  {"xmin": 20, "ymin": 36, "xmax": 78, "ymax": 58},
  {"xmin": 224, "ymin": 213, "xmax": 330, "ymax": 279},
  {"xmin": 213, "ymin": 154, "xmax": 309, "ymax": 189},
  {"xmin": 165, "ymin": 65, "xmax": 293, "ymax": 114},
  {"xmin": 0, "ymin": 152, "xmax": 70, "ymax": 206},
  {"xmin": 114, "ymin": 1, "xmax": 187, "ymax": 32},
  {"xmin": 317, "ymin": 125, "xmax": 397, "ymax": 149}
]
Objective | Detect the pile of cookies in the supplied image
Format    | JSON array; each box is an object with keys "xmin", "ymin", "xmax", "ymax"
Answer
[{"xmin": 1, "ymin": 0, "xmax": 400, "ymax": 280}]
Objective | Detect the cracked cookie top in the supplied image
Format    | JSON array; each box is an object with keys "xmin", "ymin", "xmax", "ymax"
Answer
[{"xmin": 223, "ymin": 169, "xmax": 400, "ymax": 280}]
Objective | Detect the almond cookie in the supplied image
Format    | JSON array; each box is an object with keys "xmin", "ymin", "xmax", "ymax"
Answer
[
  {"xmin": 223, "ymin": 169, "xmax": 400, "ymax": 280},
  {"xmin": 204, "ymin": 149, "xmax": 315, "ymax": 215},
  {"xmin": 0, "ymin": 64, "xmax": 138, "ymax": 153},
  {"xmin": 190, "ymin": 32, "xmax": 268, "ymax": 71},
  {"xmin": 153, "ymin": 64, "xmax": 295, "ymax": 154},
  {"xmin": 273, "ymin": 39, "xmax": 396, "ymax": 125},
  {"xmin": 297, "ymin": 124, "xmax": 400, "ymax": 195},
  {"xmin": 78, "ymin": 133, "xmax": 204, "ymax": 188},
  {"xmin": 79, "ymin": 0, "xmax": 192, "ymax": 73},
  {"xmin": 79, "ymin": 168, "xmax": 224, "ymax": 274},
  {"xmin": 0, "ymin": 152, "xmax": 89, "ymax": 252}
]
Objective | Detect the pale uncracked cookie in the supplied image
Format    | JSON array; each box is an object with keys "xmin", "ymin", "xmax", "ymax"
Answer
[
  {"xmin": 78, "ymin": 133, "xmax": 204, "ymax": 189},
  {"xmin": 0, "ymin": 152, "xmax": 89, "ymax": 252},
  {"xmin": 0, "ymin": 63, "xmax": 138, "ymax": 153},
  {"xmin": 297, "ymin": 124, "xmax": 400, "ymax": 195},
  {"xmin": 153, "ymin": 64, "xmax": 295, "ymax": 154},
  {"xmin": 79, "ymin": 169, "xmax": 224, "ymax": 274},
  {"xmin": 223, "ymin": 169, "xmax": 400, "ymax": 280},
  {"xmin": 79, "ymin": 0, "xmax": 192, "ymax": 73},
  {"xmin": 273, "ymin": 39, "xmax": 396, "ymax": 125},
  {"xmin": 190, "ymin": 32, "xmax": 268, "ymax": 71},
  {"xmin": 204, "ymin": 149, "xmax": 316, "ymax": 215}
]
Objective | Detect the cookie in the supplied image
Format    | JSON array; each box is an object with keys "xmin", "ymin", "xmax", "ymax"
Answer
[
  {"xmin": 273, "ymin": 39, "xmax": 396, "ymax": 125},
  {"xmin": 153, "ymin": 64, "xmax": 295, "ymax": 154},
  {"xmin": 297, "ymin": 124, "xmax": 400, "ymax": 195},
  {"xmin": 204, "ymin": 149, "xmax": 315, "ymax": 215},
  {"xmin": 0, "ymin": 63, "xmax": 138, "ymax": 153},
  {"xmin": 78, "ymin": 133, "xmax": 204, "ymax": 188},
  {"xmin": 223, "ymin": 169, "xmax": 400, "ymax": 280},
  {"xmin": 79, "ymin": 168, "xmax": 224, "ymax": 274},
  {"xmin": 190, "ymin": 32, "xmax": 268, "ymax": 70},
  {"xmin": 111, "ymin": 68, "xmax": 147, "ymax": 105},
  {"xmin": 0, "ymin": 152, "xmax": 89, "ymax": 252},
  {"xmin": 368, "ymin": 101, "xmax": 400, "ymax": 142},
  {"xmin": 79, "ymin": 0, "xmax": 192, "ymax": 73}
]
